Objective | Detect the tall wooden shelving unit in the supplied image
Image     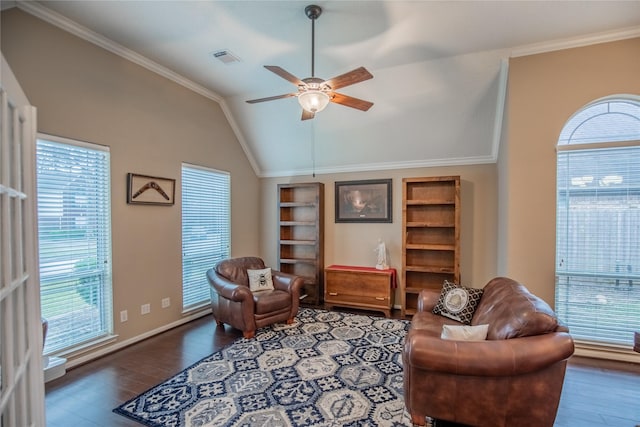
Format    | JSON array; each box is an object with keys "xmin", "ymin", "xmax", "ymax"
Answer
[
  {"xmin": 277, "ymin": 183, "xmax": 324, "ymax": 305},
  {"xmin": 402, "ymin": 176, "xmax": 460, "ymax": 316}
]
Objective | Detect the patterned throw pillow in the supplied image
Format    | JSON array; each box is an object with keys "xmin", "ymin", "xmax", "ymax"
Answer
[
  {"xmin": 247, "ymin": 268, "xmax": 274, "ymax": 292},
  {"xmin": 432, "ymin": 280, "xmax": 484, "ymax": 325}
]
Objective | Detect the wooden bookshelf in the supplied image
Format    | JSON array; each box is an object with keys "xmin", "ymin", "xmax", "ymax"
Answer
[
  {"xmin": 401, "ymin": 176, "xmax": 460, "ymax": 316},
  {"xmin": 277, "ymin": 183, "xmax": 324, "ymax": 304}
]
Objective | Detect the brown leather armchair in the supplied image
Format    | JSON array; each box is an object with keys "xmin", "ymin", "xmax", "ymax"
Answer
[
  {"xmin": 206, "ymin": 257, "xmax": 304, "ymax": 338},
  {"xmin": 403, "ymin": 277, "xmax": 575, "ymax": 427}
]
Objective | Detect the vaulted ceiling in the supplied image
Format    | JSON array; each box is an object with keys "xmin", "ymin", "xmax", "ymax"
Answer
[{"xmin": 11, "ymin": 1, "xmax": 640, "ymax": 177}]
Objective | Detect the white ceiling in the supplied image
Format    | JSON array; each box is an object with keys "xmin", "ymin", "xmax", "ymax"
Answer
[{"xmin": 15, "ymin": 1, "xmax": 640, "ymax": 177}]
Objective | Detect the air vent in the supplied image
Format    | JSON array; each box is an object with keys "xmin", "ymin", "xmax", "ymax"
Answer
[{"xmin": 211, "ymin": 50, "xmax": 241, "ymax": 64}]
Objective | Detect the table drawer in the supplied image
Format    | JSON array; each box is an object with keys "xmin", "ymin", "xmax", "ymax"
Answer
[
  {"xmin": 325, "ymin": 271, "xmax": 390, "ymax": 298},
  {"xmin": 325, "ymin": 292, "xmax": 390, "ymax": 306},
  {"xmin": 324, "ymin": 266, "xmax": 395, "ymax": 317}
]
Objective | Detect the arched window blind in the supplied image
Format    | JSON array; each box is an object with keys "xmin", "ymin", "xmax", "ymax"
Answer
[
  {"xmin": 556, "ymin": 98, "xmax": 640, "ymax": 347},
  {"xmin": 36, "ymin": 135, "xmax": 112, "ymax": 355},
  {"xmin": 181, "ymin": 164, "xmax": 230, "ymax": 311}
]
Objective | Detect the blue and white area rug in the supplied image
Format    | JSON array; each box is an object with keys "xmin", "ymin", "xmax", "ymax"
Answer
[{"xmin": 114, "ymin": 308, "xmax": 412, "ymax": 426}]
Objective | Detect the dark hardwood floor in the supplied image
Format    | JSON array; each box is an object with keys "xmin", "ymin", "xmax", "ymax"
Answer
[{"xmin": 45, "ymin": 308, "xmax": 640, "ymax": 427}]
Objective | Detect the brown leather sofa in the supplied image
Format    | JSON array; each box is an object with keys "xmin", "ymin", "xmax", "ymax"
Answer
[
  {"xmin": 403, "ymin": 277, "xmax": 575, "ymax": 427},
  {"xmin": 206, "ymin": 257, "xmax": 304, "ymax": 338}
]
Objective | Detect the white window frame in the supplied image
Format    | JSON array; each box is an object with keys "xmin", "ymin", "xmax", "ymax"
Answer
[
  {"xmin": 555, "ymin": 96, "xmax": 640, "ymax": 349},
  {"xmin": 181, "ymin": 163, "xmax": 230, "ymax": 312},
  {"xmin": 36, "ymin": 134, "xmax": 113, "ymax": 356}
]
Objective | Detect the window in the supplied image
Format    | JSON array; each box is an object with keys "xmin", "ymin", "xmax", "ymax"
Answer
[
  {"xmin": 555, "ymin": 97, "xmax": 640, "ymax": 347},
  {"xmin": 181, "ymin": 164, "xmax": 230, "ymax": 311},
  {"xmin": 37, "ymin": 135, "xmax": 112, "ymax": 355}
]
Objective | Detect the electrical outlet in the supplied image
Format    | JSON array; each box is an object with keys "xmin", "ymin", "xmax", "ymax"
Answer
[
  {"xmin": 120, "ymin": 310, "xmax": 128, "ymax": 322},
  {"xmin": 141, "ymin": 303, "xmax": 150, "ymax": 315},
  {"xmin": 161, "ymin": 297, "xmax": 170, "ymax": 308}
]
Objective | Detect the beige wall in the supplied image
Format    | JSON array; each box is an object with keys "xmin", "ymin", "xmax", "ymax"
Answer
[
  {"xmin": 1, "ymin": 9, "xmax": 259, "ymax": 349},
  {"xmin": 502, "ymin": 37, "xmax": 640, "ymax": 304},
  {"xmin": 261, "ymin": 163, "xmax": 498, "ymax": 304}
]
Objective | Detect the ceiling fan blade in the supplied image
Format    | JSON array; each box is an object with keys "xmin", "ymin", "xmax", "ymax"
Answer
[
  {"xmin": 330, "ymin": 92, "xmax": 374, "ymax": 111},
  {"xmin": 264, "ymin": 65, "xmax": 304, "ymax": 86},
  {"xmin": 301, "ymin": 109, "xmax": 315, "ymax": 121},
  {"xmin": 246, "ymin": 93, "xmax": 297, "ymax": 104},
  {"xmin": 324, "ymin": 67, "xmax": 373, "ymax": 90}
]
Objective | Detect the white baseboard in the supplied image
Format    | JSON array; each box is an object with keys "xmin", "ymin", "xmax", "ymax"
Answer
[
  {"xmin": 44, "ymin": 356, "xmax": 67, "ymax": 383},
  {"xmin": 574, "ymin": 344, "xmax": 640, "ymax": 364},
  {"xmin": 65, "ymin": 308, "xmax": 212, "ymax": 369}
]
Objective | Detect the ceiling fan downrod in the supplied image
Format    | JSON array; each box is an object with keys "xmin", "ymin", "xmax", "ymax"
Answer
[{"xmin": 305, "ymin": 5, "xmax": 322, "ymax": 78}]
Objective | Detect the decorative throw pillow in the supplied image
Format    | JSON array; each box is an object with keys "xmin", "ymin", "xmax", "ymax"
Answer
[
  {"xmin": 441, "ymin": 324, "xmax": 489, "ymax": 341},
  {"xmin": 247, "ymin": 268, "xmax": 274, "ymax": 292},
  {"xmin": 432, "ymin": 280, "xmax": 484, "ymax": 325}
]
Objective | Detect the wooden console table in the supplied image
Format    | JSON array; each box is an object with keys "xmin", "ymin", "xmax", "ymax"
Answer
[{"xmin": 324, "ymin": 265, "xmax": 396, "ymax": 317}]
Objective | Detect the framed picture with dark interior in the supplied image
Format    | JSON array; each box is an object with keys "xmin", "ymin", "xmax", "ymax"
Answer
[{"xmin": 335, "ymin": 179, "xmax": 392, "ymax": 223}]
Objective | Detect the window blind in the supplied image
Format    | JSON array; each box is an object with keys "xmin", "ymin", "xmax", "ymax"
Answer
[
  {"xmin": 36, "ymin": 136, "xmax": 112, "ymax": 355},
  {"xmin": 555, "ymin": 98, "xmax": 640, "ymax": 347},
  {"xmin": 181, "ymin": 164, "xmax": 230, "ymax": 311}
]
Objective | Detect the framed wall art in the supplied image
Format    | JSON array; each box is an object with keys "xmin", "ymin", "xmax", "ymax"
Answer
[
  {"xmin": 335, "ymin": 179, "xmax": 392, "ymax": 223},
  {"xmin": 127, "ymin": 173, "xmax": 175, "ymax": 206}
]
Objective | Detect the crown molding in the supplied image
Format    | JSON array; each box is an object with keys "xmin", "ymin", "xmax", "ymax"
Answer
[
  {"xmin": 491, "ymin": 59, "xmax": 509, "ymax": 160},
  {"xmin": 218, "ymin": 102, "xmax": 262, "ymax": 175},
  {"xmin": 258, "ymin": 154, "xmax": 497, "ymax": 178},
  {"xmin": 511, "ymin": 26, "xmax": 640, "ymax": 58}
]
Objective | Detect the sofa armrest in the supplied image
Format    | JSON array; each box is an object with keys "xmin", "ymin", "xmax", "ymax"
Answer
[
  {"xmin": 206, "ymin": 269, "xmax": 253, "ymax": 302},
  {"xmin": 417, "ymin": 288, "xmax": 441, "ymax": 312},
  {"xmin": 404, "ymin": 330, "xmax": 574, "ymax": 376}
]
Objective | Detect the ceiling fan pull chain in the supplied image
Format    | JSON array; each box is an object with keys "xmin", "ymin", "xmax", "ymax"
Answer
[{"xmin": 311, "ymin": 121, "xmax": 316, "ymax": 178}]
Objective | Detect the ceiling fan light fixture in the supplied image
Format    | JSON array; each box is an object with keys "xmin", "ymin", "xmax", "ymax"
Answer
[
  {"xmin": 245, "ymin": 4, "xmax": 373, "ymax": 119},
  {"xmin": 298, "ymin": 90, "xmax": 330, "ymax": 113}
]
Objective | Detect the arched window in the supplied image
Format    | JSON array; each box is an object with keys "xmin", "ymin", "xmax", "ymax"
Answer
[{"xmin": 556, "ymin": 96, "xmax": 640, "ymax": 348}]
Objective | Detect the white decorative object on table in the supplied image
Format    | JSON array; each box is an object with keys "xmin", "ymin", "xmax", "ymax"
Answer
[{"xmin": 374, "ymin": 238, "xmax": 388, "ymax": 270}]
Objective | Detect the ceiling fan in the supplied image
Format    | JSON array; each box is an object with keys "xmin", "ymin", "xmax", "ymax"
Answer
[{"xmin": 246, "ymin": 4, "xmax": 374, "ymax": 120}]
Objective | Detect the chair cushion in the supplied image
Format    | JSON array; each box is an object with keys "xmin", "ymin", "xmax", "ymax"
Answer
[
  {"xmin": 253, "ymin": 289, "xmax": 291, "ymax": 315},
  {"xmin": 410, "ymin": 310, "xmax": 462, "ymax": 337}
]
